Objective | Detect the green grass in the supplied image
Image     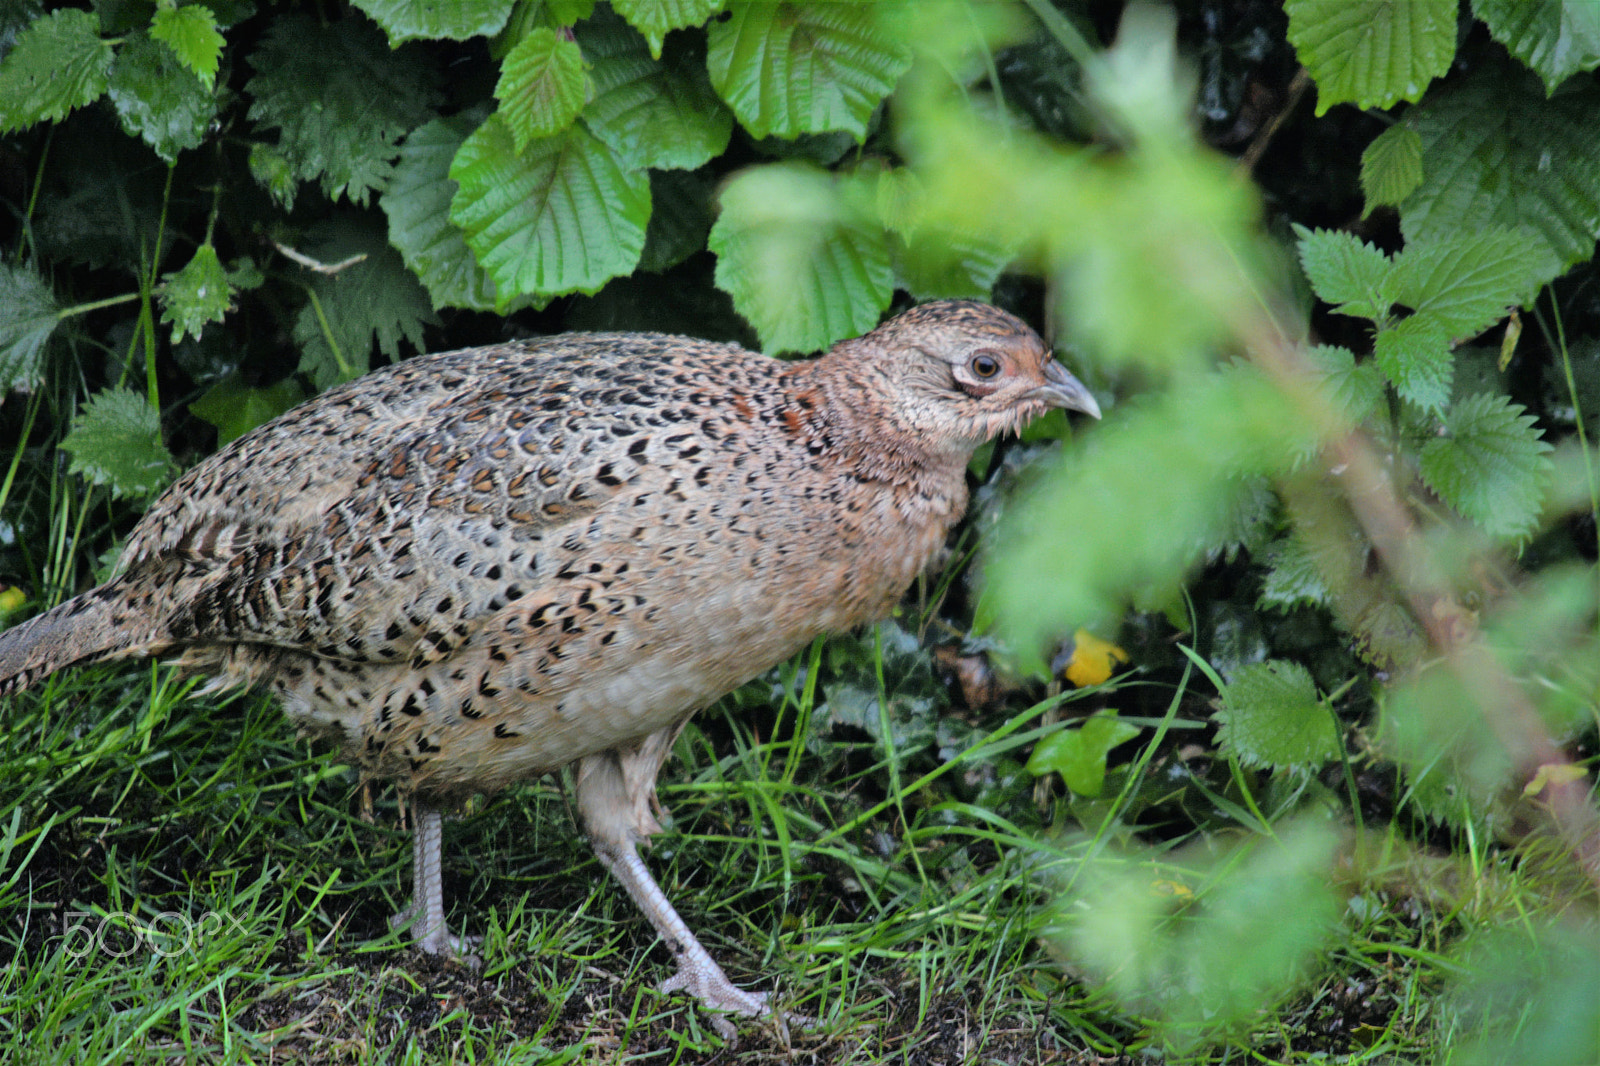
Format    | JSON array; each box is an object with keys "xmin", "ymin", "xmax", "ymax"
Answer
[{"xmin": 3, "ymin": 626, "xmax": 1582, "ymax": 1065}]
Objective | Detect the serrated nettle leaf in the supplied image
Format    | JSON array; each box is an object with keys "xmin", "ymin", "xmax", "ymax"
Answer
[
  {"xmin": 1475, "ymin": 0, "xmax": 1600, "ymax": 94},
  {"xmin": 496, "ymin": 27, "xmax": 590, "ymax": 152},
  {"xmin": 450, "ymin": 114, "xmax": 650, "ymax": 305},
  {"xmin": 1303, "ymin": 344, "xmax": 1384, "ymax": 426},
  {"xmin": 60, "ymin": 389, "xmax": 178, "ymax": 501},
  {"xmin": 248, "ymin": 142, "xmax": 298, "ymax": 209},
  {"xmin": 1360, "ymin": 124, "xmax": 1422, "ymax": 215},
  {"xmin": 0, "ymin": 8, "xmax": 113, "ymax": 132},
  {"xmin": 107, "ymin": 33, "xmax": 216, "ymax": 164},
  {"xmin": 1401, "ymin": 58, "xmax": 1600, "ymax": 269},
  {"xmin": 1293, "ymin": 225, "xmax": 1392, "ymax": 320},
  {"xmin": 1214, "ymin": 659, "xmax": 1340, "ymax": 770},
  {"xmin": 706, "ymin": 2, "xmax": 911, "ymax": 140},
  {"xmin": 383, "ymin": 113, "xmax": 517, "ymax": 312},
  {"xmin": 1373, "ymin": 316, "xmax": 1452, "ymax": 411},
  {"xmin": 0, "ymin": 262, "xmax": 59, "ymax": 392},
  {"xmin": 350, "ymin": 0, "xmax": 515, "ymax": 45},
  {"xmin": 1420, "ymin": 392, "xmax": 1553, "ymax": 540},
  {"xmin": 1389, "ymin": 227, "xmax": 1560, "ymax": 340},
  {"xmin": 290, "ymin": 217, "xmax": 438, "ymax": 389},
  {"xmin": 579, "ymin": 12, "xmax": 732, "ymax": 171},
  {"xmin": 709, "ymin": 163, "xmax": 893, "ymax": 354},
  {"xmin": 1285, "ymin": 0, "xmax": 1455, "ymax": 115},
  {"xmin": 1258, "ymin": 535, "xmax": 1332, "ymax": 611},
  {"xmin": 612, "ymin": 0, "xmax": 723, "ymax": 59},
  {"xmin": 189, "ymin": 374, "xmax": 305, "ymax": 446},
  {"xmin": 1200, "ymin": 474, "xmax": 1279, "ymax": 563},
  {"xmin": 159, "ymin": 243, "xmax": 232, "ymax": 344},
  {"xmin": 1026, "ymin": 712, "xmax": 1143, "ymax": 797},
  {"xmin": 149, "ymin": 3, "xmax": 223, "ymax": 88},
  {"xmin": 246, "ymin": 15, "xmax": 440, "ymax": 206}
]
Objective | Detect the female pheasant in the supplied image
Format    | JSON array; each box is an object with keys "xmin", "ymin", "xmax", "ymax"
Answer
[{"xmin": 0, "ymin": 300, "xmax": 1098, "ymax": 1028}]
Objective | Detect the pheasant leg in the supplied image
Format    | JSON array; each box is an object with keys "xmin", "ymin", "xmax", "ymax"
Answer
[
  {"xmin": 575, "ymin": 741, "xmax": 787, "ymax": 1035},
  {"xmin": 390, "ymin": 802, "xmax": 475, "ymax": 956},
  {"xmin": 592, "ymin": 837, "xmax": 770, "ymax": 1021}
]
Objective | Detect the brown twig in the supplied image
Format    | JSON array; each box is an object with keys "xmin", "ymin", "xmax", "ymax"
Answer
[
  {"xmin": 1241, "ymin": 314, "xmax": 1600, "ymax": 886},
  {"xmin": 1237, "ymin": 68, "xmax": 1311, "ymax": 176}
]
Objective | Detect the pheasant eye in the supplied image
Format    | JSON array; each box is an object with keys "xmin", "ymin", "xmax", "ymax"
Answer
[{"xmin": 970, "ymin": 353, "xmax": 1001, "ymax": 378}]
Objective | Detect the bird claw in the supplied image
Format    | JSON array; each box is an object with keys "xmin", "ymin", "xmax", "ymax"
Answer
[
  {"xmin": 389, "ymin": 906, "xmax": 482, "ymax": 966},
  {"xmin": 659, "ymin": 966, "xmax": 809, "ymax": 1039}
]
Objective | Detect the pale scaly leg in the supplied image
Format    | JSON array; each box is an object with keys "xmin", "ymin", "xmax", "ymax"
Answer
[
  {"xmin": 576, "ymin": 738, "xmax": 792, "ymax": 1036},
  {"xmin": 390, "ymin": 800, "xmax": 476, "ymax": 957},
  {"xmin": 591, "ymin": 834, "xmax": 770, "ymax": 1019}
]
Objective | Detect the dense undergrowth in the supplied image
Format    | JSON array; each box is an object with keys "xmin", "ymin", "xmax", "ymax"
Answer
[{"xmin": 2, "ymin": 0, "xmax": 1600, "ymax": 1062}]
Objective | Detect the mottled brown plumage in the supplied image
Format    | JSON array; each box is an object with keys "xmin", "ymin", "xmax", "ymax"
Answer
[{"xmin": 0, "ymin": 300, "xmax": 1097, "ymax": 1029}]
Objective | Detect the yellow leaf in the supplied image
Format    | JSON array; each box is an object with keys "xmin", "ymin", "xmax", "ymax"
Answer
[
  {"xmin": 1522, "ymin": 762, "xmax": 1587, "ymax": 797},
  {"xmin": 1063, "ymin": 628, "xmax": 1130, "ymax": 687}
]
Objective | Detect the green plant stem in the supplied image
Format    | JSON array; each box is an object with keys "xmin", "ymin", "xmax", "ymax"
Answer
[
  {"xmin": 303, "ymin": 288, "xmax": 351, "ymax": 379},
  {"xmin": 16, "ymin": 125, "xmax": 52, "ymax": 261},
  {"xmin": 1537, "ymin": 290, "xmax": 1600, "ymax": 597},
  {"xmin": 56, "ymin": 293, "xmax": 142, "ymax": 319}
]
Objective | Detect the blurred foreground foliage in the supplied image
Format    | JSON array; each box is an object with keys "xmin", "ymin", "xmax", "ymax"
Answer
[{"xmin": 2, "ymin": 0, "xmax": 1599, "ymax": 1059}]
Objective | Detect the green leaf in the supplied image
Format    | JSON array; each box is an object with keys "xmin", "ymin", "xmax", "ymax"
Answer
[
  {"xmin": 289, "ymin": 217, "xmax": 439, "ymax": 389},
  {"xmin": 1060, "ymin": 824, "xmax": 1343, "ymax": 1044},
  {"xmin": 1401, "ymin": 59, "xmax": 1600, "ymax": 269},
  {"xmin": 246, "ymin": 15, "xmax": 440, "ymax": 205},
  {"xmin": 349, "ymin": 0, "xmax": 515, "ymax": 45},
  {"xmin": 579, "ymin": 12, "xmax": 733, "ymax": 171},
  {"xmin": 450, "ymin": 114, "xmax": 650, "ymax": 305},
  {"xmin": 1303, "ymin": 344, "xmax": 1384, "ymax": 425},
  {"xmin": 1420, "ymin": 392, "xmax": 1553, "ymax": 539},
  {"xmin": 1360, "ymin": 124, "xmax": 1422, "ymax": 215},
  {"xmin": 107, "ymin": 33, "xmax": 216, "ymax": 164},
  {"xmin": 189, "ymin": 374, "xmax": 306, "ymax": 446},
  {"xmin": 873, "ymin": 165, "xmax": 1014, "ymax": 302},
  {"xmin": 894, "ymin": 230, "xmax": 1012, "ymax": 303},
  {"xmin": 383, "ymin": 113, "xmax": 519, "ymax": 312},
  {"xmin": 1292, "ymin": 225, "xmax": 1392, "ymax": 321},
  {"xmin": 1373, "ymin": 315, "xmax": 1452, "ymax": 411},
  {"xmin": 709, "ymin": 163, "xmax": 893, "ymax": 354},
  {"xmin": 248, "ymin": 142, "xmax": 298, "ymax": 209},
  {"xmin": 1389, "ymin": 228, "xmax": 1560, "ymax": 339},
  {"xmin": 986, "ymin": 369, "xmax": 1308, "ymax": 659},
  {"xmin": 1026, "ymin": 712, "xmax": 1142, "ymax": 797},
  {"xmin": 1474, "ymin": 0, "xmax": 1600, "ymax": 93},
  {"xmin": 60, "ymin": 389, "xmax": 178, "ymax": 501},
  {"xmin": 0, "ymin": 263, "xmax": 59, "ymax": 392},
  {"xmin": 637, "ymin": 168, "xmax": 712, "ymax": 273},
  {"xmin": 149, "ymin": 3, "xmax": 224, "ymax": 88},
  {"xmin": 1285, "ymin": 0, "xmax": 1455, "ymax": 115},
  {"xmin": 0, "ymin": 8, "xmax": 113, "ymax": 132},
  {"xmin": 612, "ymin": 0, "xmax": 723, "ymax": 58},
  {"xmin": 496, "ymin": 27, "xmax": 590, "ymax": 152},
  {"xmin": 1214, "ymin": 660, "xmax": 1340, "ymax": 771},
  {"xmin": 159, "ymin": 243, "xmax": 232, "ymax": 343},
  {"xmin": 1257, "ymin": 535, "xmax": 1332, "ymax": 612},
  {"xmin": 706, "ymin": 2, "xmax": 911, "ymax": 140},
  {"xmin": 548, "ymin": 0, "xmax": 597, "ymax": 26}
]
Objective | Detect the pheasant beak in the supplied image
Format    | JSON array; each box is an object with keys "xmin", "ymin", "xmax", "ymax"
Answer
[{"xmin": 1034, "ymin": 360, "xmax": 1101, "ymax": 419}]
